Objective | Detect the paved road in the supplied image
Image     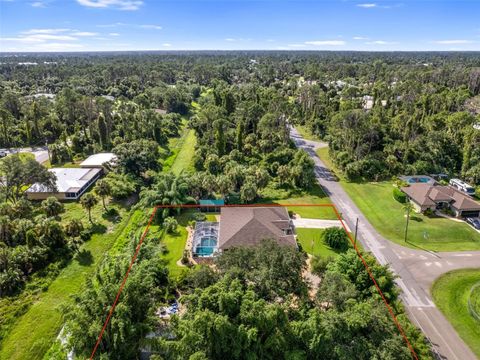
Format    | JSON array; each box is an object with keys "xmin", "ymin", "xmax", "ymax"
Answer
[
  {"xmin": 3, "ymin": 147, "xmax": 49, "ymax": 164},
  {"xmin": 290, "ymin": 127, "xmax": 480, "ymax": 360}
]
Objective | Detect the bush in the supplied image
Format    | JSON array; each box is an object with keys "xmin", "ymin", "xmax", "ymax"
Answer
[
  {"xmin": 311, "ymin": 255, "xmax": 335, "ymax": 275},
  {"xmin": 393, "ymin": 187, "xmax": 407, "ymax": 203},
  {"xmin": 323, "ymin": 227, "xmax": 349, "ymax": 251},
  {"xmin": 423, "ymin": 208, "xmax": 434, "ymax": 216}
]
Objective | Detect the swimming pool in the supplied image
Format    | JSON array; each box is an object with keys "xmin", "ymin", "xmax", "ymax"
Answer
[
  {"xmin": 194, "ymin": 236, "xmax": 217, "ymax": 256},
  {"xmin": 408, "ymin": 177, "xmax": 430, "ymax": 183}
]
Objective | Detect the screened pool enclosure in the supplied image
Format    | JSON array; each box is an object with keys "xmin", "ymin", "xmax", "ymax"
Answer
[{"xmin": 192, "ymin": 221, "xmax": 219, "ymax": 257}]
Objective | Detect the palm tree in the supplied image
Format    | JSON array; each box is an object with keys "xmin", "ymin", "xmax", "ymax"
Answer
[
  {"xmin": 80, "ymin": 193, "xmax": 98, "ymax": 224},
  {"xmin": 402, "ymin": 202, "xmax": 414, "ymax": 243},
  {"xmin": 94, "ymin": 179, "xmax": 111, "ymax": 212},
  {"xmin": 41, "ymin": 196, "xmax": 64, "ymax": 217}
]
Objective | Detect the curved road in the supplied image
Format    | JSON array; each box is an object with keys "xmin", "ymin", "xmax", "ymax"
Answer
[{"xmin": 290, "ymin": 127, "xmax": 480, "ymax": 360}]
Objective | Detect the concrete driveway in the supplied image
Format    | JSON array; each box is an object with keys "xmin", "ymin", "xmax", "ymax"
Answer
[
  {"xmin": 293, "ymin": 218, "xmax": 351, "ymax": 232},
  {"xmin": 290, "ymin": 126, "xmax": 480, "ymax": 360}
]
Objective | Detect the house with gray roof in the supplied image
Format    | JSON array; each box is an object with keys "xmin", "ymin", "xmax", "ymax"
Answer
[
  {"xmin": 192, "ymin": 206, "xmax": 296, "ymax": 257},
  {"xmin": 401, "ymin": 183, "xmax": 480, "ymax": 218},
  {"xmin": 26, "ymin": 167, "xmax": 102, "ymax": 201}
]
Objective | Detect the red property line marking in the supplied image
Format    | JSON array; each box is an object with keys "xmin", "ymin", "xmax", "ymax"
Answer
[{"xmin": 90, "ymin": 204, "xmax": 419, "ymax": 360}]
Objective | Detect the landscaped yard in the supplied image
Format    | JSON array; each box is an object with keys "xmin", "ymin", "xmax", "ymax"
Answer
[
  {"xmin": 316, "ymin": 148, "xmax": 480, "ymax": 252},
  {"xmin": 296, "ymin": 228, "xmax": 340, "ymax": 258},
  {"xmin": 432, "ymin": 269, "xmax": 480, "ymax": 358}
]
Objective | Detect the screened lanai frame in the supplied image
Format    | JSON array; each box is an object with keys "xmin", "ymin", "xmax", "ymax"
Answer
[{"xmin": 192, "ymin": 221, "xmax": 220, "ymax": 257}]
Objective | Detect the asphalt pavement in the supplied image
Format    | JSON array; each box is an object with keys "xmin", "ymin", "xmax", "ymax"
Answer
[{"xmin": 290, "ymin": 126, "xmax": 480, "ymax": 360}]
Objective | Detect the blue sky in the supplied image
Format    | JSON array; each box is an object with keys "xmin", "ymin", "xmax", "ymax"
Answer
[{"xmin": 1, "ymin": 0, "xmax": 479, "ymax": 52}]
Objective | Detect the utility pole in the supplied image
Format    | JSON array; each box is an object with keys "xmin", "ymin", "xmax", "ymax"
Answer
[
  {"xmin": 404, "ymin": 205, "xmax": 411, "ymax": 243},
  {"xmin": 354, "ymin": 217, "xmax": 359, "ymax": 246}
]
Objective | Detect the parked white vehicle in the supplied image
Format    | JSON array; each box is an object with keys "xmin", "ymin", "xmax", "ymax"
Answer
[
  {"xmin": 449, "ymin": 178, "xmax": 475, "ymax": 196},
  {"xmin": 0, "ymin": 149, "xmax": 7, "ymax": 158}
]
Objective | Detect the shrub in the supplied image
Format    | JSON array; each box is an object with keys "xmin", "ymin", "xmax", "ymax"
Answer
[
  {"xmin": 423, "ymin": 208, "xmax": 434, "ymax": 216},
  {"xmin": 393, "ymin": 187, "xmax": 407, "ymax": 203},
  {"xmin": 311, "ymin": 255, "xmax": 335, "ymax": 276},
  {"xmin": 323, "ymin": 227, "xmax": 349, "ymax": 251}
]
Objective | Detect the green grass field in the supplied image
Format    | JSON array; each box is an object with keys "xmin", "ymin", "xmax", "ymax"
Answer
[
  {"xmin": 316, "ymin": 148, "xmax": 480, "ymax": 252},
  {"xmin": 432, "ymin": 269, "xmax": 480, "ymax": 358},
  {"xmin": 170, "ymin": 129, "xmax": 196, "ymax": 175}
]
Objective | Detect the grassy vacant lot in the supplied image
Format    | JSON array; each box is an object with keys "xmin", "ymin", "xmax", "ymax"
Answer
[
  {"xmin": 432, "ymin": 269, "xmax": 480, "ymax": 358},
  {"xmin": 0, "ymin": 210, "xmax": 145, "ymax": 360},
  {"xmin": 316, "ymin": 148, "xmax": 480, "ymax": 252}
]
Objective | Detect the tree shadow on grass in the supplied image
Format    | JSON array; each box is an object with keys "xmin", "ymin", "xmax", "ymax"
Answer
[
  {"xmin": 102, "ymin": 208, "xmax": 122, "ymax": 223},
  {"xmin": 75, "ymin": 249, "xmax": 94, "ymax": 266},
  {"xmin": 91, "ymin": 223, "xmax": 107, "ymax": 234}
]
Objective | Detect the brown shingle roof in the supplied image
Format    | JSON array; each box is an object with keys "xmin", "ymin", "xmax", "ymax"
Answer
[
  {"xmin": 401, "ymin": 184, "xmax": 480, "ymax": 211},
  {"xmin": 218, "ymin": 207, "xmax": 296, "ymax": 250}
]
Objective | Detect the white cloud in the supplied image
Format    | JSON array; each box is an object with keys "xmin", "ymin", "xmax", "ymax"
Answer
[
  {"xmin": 288, "ymin": 44, "xmax": 307, "ymax": 48},
  {"xmin": 225, "ymin": 38, "xmax": 236, "ymax": 42},
  {"xmin": 34, "ymin": 42, "xmax": 84, "ymax": 50},
  {"xmin": 109, "ymin": 32, "xmax": 120, "ymax": 36},
  {"xmin": 139, "ymin": 24, "xmax": 162, "ymax": 30},
  {"xmin": 22, "ymin": 28, "xmax": 71, "ymax": 34},
  {"xmin": 305, "ymin": 40, "xmax": 346, "ymax": 46},
  {"xmin": 433, "ymin": 39, "xmax": 473, "ymax": 44},
  {"xmin": 96, "ymin": 22, "xmax": 127, "ymax": 27},
  {"xmin": 353, "ymin": 36, "xmax": 369, "ymax": 40},
  {"xmin": 365, "ymin": 40, "xmax": 397, "ymax": 45},
  {"xmin": 31, "ymin": 1, "xmax": 46, "ymax": 7},
  {"xmin": 30, "ymin": 34, "xmax": 78, "ymax": 41},
  {"xmin": 70, "ymin": 31, "xmax": 99, "ymax": 36},
  {"xmin": 357, "ymin": 3, "xmax": 377, "ymax": 8},
  {"xmin": 162, "ymin": 43, "xmax": 172, "ymax": 47},
  {"xmin": 76, "ymin": 0, "xmax": 143, "ymax": 11}
]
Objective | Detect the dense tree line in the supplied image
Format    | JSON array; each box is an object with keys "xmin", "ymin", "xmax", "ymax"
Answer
[{"xmin": 148, "ymin": 241, "xmax": 432, "ymax": 360}]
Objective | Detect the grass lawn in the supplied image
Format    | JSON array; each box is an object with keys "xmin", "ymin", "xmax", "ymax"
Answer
[
  {"xmin": 432, "ymin": 269, "xmax": 480, "ymax": 358},
  {"xmin": 316, "ymin": 148, "xmax": 480, "ymax": 252},
  {"xmin": 0, "ymin": 210, "xmax": 146, "ymax": 360},
  {"xmin": 296, "ymin": 228, "xmax": 339, "ymax": 258},
  {"xmin": 259, "ymin": 184, "xmax": 337, "ymax": 220},
  {"xmin": 170, "ymin": 129, "xmax": 196, "ymax": 175}
]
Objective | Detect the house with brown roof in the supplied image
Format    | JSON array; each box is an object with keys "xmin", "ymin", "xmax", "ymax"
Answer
[
  {"xmin": 191, "ymin": 206, "xmax": 296, "ymax": 257},
  {"xmin": 401, "ymin": 183, "xmax": 480, "ymax": 218}
]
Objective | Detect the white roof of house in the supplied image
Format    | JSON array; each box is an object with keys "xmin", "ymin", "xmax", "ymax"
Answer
[
  {"xmin": 27, "ymin": 167, "xmax": 101, "ymax": 193},
  {"xmin": 80, "ymin": 153, "xmax": 116, "ymax": 167}
]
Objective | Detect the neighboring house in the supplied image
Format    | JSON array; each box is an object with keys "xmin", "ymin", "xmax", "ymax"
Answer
[
  {"xmin": 192, "ymin": 206, "xmax": 296, "ymax": 257},
  {"xmin": 80, "ymin": 153, "xmax": 117, "ymax": 168},
  {"xmin": 401, "ymin": 183, "xmax": 480, "ymax": 218},
  {"xmin": 26, "ymin": 167, "xmax": 102, "ymax": 201}
]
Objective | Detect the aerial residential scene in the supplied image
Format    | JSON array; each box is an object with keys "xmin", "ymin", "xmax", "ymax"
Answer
[{"xmin": 0, "ymin": 0, "xmax": 480, "ymax": 359}]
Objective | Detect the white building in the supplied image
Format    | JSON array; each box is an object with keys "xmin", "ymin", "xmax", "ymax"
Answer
[
  {"xmin": 26, "ymin": 168, "xmax": 102, "ymax": 201},
  {"xmin": 80, "ymin": 153, "xmax": 117, "ymax": 168}
]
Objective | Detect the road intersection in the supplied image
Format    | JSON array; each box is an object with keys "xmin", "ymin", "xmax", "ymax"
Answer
[{"xmin": 290, "ymin": 127, "xmax": 480, "ymax": 360}]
